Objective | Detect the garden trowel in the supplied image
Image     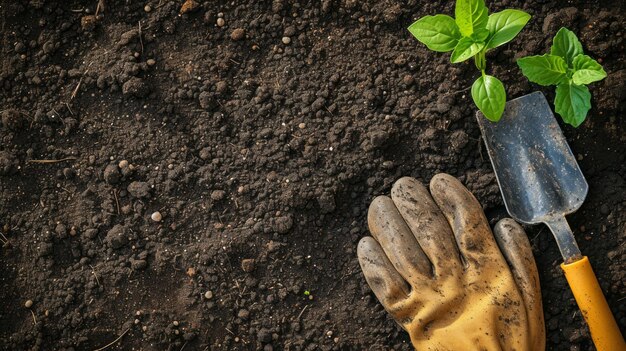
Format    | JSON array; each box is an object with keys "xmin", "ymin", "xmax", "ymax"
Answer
[{"xmin": 476, "ymin": 91, "xmax": 625, "ymax": 351}]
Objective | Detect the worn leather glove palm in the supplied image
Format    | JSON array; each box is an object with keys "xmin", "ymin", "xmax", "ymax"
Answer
[{"xmin": 358, "ymin": 174, "xmax": 545, "ymax": 350}]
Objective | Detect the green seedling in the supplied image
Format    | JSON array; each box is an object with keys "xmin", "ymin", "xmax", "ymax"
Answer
[
  {"xmin": 408, "ymin": 0, "xmax": 530, "ymax": 121},
  {"xmin": 517, "ymin": 27, "xmax": 607, "ymax": 127}
]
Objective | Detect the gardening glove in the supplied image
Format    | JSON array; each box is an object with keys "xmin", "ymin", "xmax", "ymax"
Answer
[{"xmin": 358, "ymin": 174, "xmax": 545, "ymax": 351}]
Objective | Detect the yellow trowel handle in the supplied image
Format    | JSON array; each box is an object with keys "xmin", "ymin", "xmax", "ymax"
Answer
[{"xmin": 561, "ymin": 256, "xmax": 626, "ymax": 351}]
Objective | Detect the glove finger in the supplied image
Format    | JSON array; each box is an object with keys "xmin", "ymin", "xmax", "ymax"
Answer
[
  {"xmin": 493, "ymin": 218, "xmax": 545, "ymax": 351},
  {"xmin": 368, "ymin": 196, "xmax": 432, "ymax": 284},
  {"xmin": 357, "ymin": 236, "xmax": 410, "ymax": 321},
  {"xmin": 429, "ymin": 173, "xmax": 503, "ymax": 268},
  {"xmin": 390, "ymin": 177, "xmax": 462, "ymax": 277}
]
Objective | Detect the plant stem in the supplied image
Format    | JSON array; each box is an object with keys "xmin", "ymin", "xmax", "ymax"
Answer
[{"xmin": 474, "ymin": 50, "xmax": 486, "ymax": 71}]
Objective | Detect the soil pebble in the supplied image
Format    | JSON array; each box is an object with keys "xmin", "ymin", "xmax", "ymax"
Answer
[
  {"xmin": 180, "ymin": 0, "xmax": 199, "ymax": 14},
  {"xmin": 131, "ymin": 259, "xmax": 148, "ymax": 270},
  {"xmin": 105, "ymin": 224, "xmax": 128, "ymax": 249},
  {"xmin": 127, "ymin": 181, "xmax": 150, "ymax": 198},
  {"xmin": 231, "ymin": 28, "xmax": 245, "ymax": 41},
  {"xmin": 24, "ymin": 300, "xmax": 33, "ymax": 308},
  {"xmin": 237, "ymin": 309, "xmax": 250, "ymax": 319},
  {"xmin": 55, "ymin": 223, "xmax": 67, "ymax": 238},
  {"xmin": 210, "ymin": 190, "xmax": 226, "ymax": 201},
  {"xmin": 1, "ymin": 109, "xmax": 24, "ymax": 131},
  {"xmin": 215, "ymin": 81, "xmax": 228, "ymax": 94},
  {"xmin": 122, "ymin": 78, "xmax": 150, "ymax": 98},
  {"xmin": 273, "ymin": 215, "xmax": 293, "ymax": 234},
  {"xmin": 118, "ymin": 160, "xmax": 129, "ymax": 169},
  {"xmin": 151, "ymin": 211, "xmax": 162, "ymax": 222},
  {"xmin": 369, "ymin": 129, "xmax": 390, "ymax": 148},
  {"xmin": 241, "ymin": 258, "xmax": 255, "ymax": 272},
  {"xmin": 0, "ymin": 151, "xmax": 18, "ymax": 176},
  {"xmin": 282, "ymin": 36, "xmax": 291, "ymax": 45},
  {"xmin": 542, "ymin": 7, "xmax": 579, "ymax": 34},
  {"xmin": 81, "ymin": 15, "xmax": 97, "ymax": 31},
  {"xmin": 198, "ymin": 92, "xmax": 216, "ymax": 110},
  {"xmin": 103, "ymin": 164, "xmax": 121, "ymax": 184}
]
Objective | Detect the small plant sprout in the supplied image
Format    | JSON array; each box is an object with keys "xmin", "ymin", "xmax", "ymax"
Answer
[
  {"xmin": 408, "ymin": 0, "xmax": 530, "ymax": 121},
  {"xmin": 517, "ymin": 28, "xmax": 607, "ymax": 127}
]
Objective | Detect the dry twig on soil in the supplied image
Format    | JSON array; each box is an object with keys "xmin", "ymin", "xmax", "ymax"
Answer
[
  {"xmin": 70, "ymin": 63, "xmax": 93, "ymax": 101},
  {"xmin": 92, "ymin": 328, "xmax": 129, "ymax": 351},
  {"xmin": 28, "ymin": 157, "xmax": 77, "ymax": 164},
  {"xmin": 95, "ymin": 0, "xmax": 105, "ymax": 17},
  {"xmin": 138, "ymin": 21, "xmax": 144, "ymax": 54}
]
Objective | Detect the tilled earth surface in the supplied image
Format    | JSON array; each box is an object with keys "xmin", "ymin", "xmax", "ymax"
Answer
[{"xmin": 1, "ymin": 1, "xmax": 624, "ymax": 350}]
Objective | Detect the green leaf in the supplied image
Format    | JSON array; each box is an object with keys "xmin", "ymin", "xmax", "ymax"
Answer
[
  {"xmin": 572, "ymin": 54, "xmax": 607, "ymax": 85},
  {"xmin": 450, "ymin": 37, "xmax": 485, "ymax": 63},
  {"xmin": 408, "ymin": 15, "xmax": 462, "ymax": 52},
  {"xmin": 472, "ymin": 74, "xmax": 506, "ymax": 121},
  {"xmin": 550, "ymin": 27, "xmax": 583, "ymax": 66},
  {"xmin": 470, "ymin": 28, "xmax": 490, "ymax": 42},
  {"xmin": 485, "ymin": 9, "xmax": 531, "ymax": 49},
  {"xmin": 517, "ymin": 54, "xmax": 568, "ymax": 86},
  {"xmin": 554, "ymin": 83, "xmax": 591, "ymax": 127},
  {"xmin": 455, "ymin": 0, "xmax": 488, "ymax": 37}
]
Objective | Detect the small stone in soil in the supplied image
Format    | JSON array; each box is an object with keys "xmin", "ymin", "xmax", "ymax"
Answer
[
  {"xmin": 146, "ymin": 59, "xmax": 156, "ymax": 66},
  {"xmin": 2, "ymin": 109, "xmax": 24, "ymax": 130},
  {"xmin": 122, "ymin": 77, "xmax": 150, "ymax": 98},
  {"xmin": 198, "ymin": 92, "xmax": 215, "ymax": 110},
  {"xmin": 282, "ymin": 36, "xmax": 291, "ymax": 44},
  {"xmin": 55, "ymin": 223, "xmax": 67, "ymax": 237},
  {"xmin": 62, "ymin": 168, "xmax": 75, "ymax": 179},
  {"xmin": 273, "ymin": 215, "xmax": 293, "ymax": 234},
  {"xmin": 0, "ymin": 151, "xmax": 18, "ymax": 176},
  {"xmin": 131, "ymin": 259, "xmax": 147, "ymax": 270},
  {"xmin": 215, "ymin": 81, "xmax": 228, "ymax": 94},
  {"xmin": 180, "ymin": 0, "xmax": 199, "ymax": 14},
  {"xmin": 284, "ymin": 26, "xmax": 296, "ymax": 37},
  {"xmin": 144, "ymin": 5, "xmax": 152, "ymax": 12},
  {"xmin": 103, "ymin": 164, "xmax": 120, "ymax": 184},
  {"xmin": 127, "ymin": 181, "xmax": 150, "ymax": 198},
  {"xmin": 217, "ymin": 18, "xmax": 225, "ymax": 27},
  {"xmin": 237, "ymin": 309, "xmax": 250, "ymax": 319},
  {"xmin": 151, "ymin": 211, "xmax": 162, "ymax": 222},
  {"xmin": 210, "ymin": 190, "xmax": 225, "ymax": 201},
  {"xmin": 118, "ymin": 160, "xmax": 129, "ymax": 169},
  {"xmin": 231, "ymin": 28, "xmax": 245, "ymax": 41},
  {"xmin": 81, "ymin": 15, "xmax": 97, "ymax": 31},
  {"xmin": 204, "ymin": 290, "xmax": 213, "ymax": 299},
  {"xmin": 241, "ymin": 258, "xmax": 255, "ymax": 272},
  {"xmin": 25, "ymin": 300, "xmax": 33, "ymax": 308},
  {"xmin": 105, "ymin": 224, "xmax": 128, "ymax": 249}
]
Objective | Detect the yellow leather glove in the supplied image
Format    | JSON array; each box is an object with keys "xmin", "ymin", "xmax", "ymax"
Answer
[{"xmin": 358, "ymin": 174, "xmax": 545, "ymax": 351}]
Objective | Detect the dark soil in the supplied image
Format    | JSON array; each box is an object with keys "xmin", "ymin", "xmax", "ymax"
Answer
[{"xmin": 1, "ymin": 1, "xmax": 624, "ymax": 350}]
